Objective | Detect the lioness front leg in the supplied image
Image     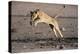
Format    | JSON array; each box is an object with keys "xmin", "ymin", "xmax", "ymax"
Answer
[
  {"xmin": 53, "ymin": 28, "xmax": 58, "ymax": 38},
  {"xmin": 33, "ymin": 19, "xmax": 42, "ymax": 27}
]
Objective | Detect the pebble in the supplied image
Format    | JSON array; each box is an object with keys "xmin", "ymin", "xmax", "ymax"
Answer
[
  {"xmin": 56, "ymin": 45, "xmax": 65, "ymax": 49},
  {"xmin": 61, "ymin": 27, "xmax": 66, "ymax": 32},
  {"xmin": 23, "ymin": 45, "xmax": 26, "ymax": 48}
]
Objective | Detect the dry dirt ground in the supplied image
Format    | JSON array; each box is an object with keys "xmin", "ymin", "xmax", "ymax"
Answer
[
  {"xmin": 11, "ymin": 16, "xmax": 78, "ymax": 53},
  {"xmin": 9, "ymin": 1, "xmax": 78, "ymax": 53}
]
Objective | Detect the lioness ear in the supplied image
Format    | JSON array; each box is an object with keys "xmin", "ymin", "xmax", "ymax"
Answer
[
  {"xmin": 36, "ymin": 9, "xmax": 40, "ymax": 11},
  {"xmin": 30, "ymin": 11, "xmax": 33, "ymax": 14},
  {"xmin": 35, "ymin": 11, "xmax": 37, "ymax": 13},
  {"xmin": 35, "ymin": 9, "xmax": 40, "ymax": 13}
]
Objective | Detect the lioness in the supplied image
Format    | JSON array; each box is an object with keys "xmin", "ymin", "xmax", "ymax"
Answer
[{"xmin": 30, "ymin": 9, "xmax": 63, "ymax": 38}]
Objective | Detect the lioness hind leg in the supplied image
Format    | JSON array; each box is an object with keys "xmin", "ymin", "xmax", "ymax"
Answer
[
  {"xmin": 49, "ymin": 24, "xmax": 58, "ymax": 38},
  {"xmin": 53, "ymin": 28, "xmax": 58, "ymax": 38},
  {"xmin": 55, "ymin": 27, "xmax": 63, "ymax": 38}
]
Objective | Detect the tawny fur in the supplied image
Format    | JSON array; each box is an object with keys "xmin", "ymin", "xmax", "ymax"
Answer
[{"xmin": 30, "ymin": 9, "xmax": 63, "ymax": 38}]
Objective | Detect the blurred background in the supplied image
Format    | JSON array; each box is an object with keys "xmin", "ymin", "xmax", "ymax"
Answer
[{"xmin": 11, "ymin": 1, "xmax": 78, "ymax": 39}]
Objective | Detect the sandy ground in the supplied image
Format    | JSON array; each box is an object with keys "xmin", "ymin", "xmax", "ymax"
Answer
[
  {"xmin": 12, "ymin": 38, "xmax": 78, "ymax": 53},
  {"xmin": 9, "ymin": 1, "xmax": 78, "ymax": 53},
  {"xmin": 11, "ymin": 16, "xmax": 78, "ymax": 53}
]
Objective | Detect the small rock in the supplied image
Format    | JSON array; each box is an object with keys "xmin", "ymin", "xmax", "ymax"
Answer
[
  {"xmin": 56, "ymin": 45, "xmax": 65, "ymax": 49},
  {"xmin": 23, "ymin": 45, "xmax": 26, "ymax": 48},
  {"xmin": 59, "ymin": 45, "xmax": 63, "ymax": 49},
  {"xmin": 61, "ymin": 27, "xmax": 66, "ymax": 32},
  {"xmin": 40, "ymin": 46, "xmax": 43, "ymax": 48}
]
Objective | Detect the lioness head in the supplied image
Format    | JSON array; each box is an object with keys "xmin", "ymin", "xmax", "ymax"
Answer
[{"xmin": 30, "ymin": 9, "xmax": 40, "ymax": 26}]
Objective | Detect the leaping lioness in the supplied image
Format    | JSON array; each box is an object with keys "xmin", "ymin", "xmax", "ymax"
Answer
[{"xmin": 30, "ymin": 9, "xmax": 63, "ymax": 38}]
